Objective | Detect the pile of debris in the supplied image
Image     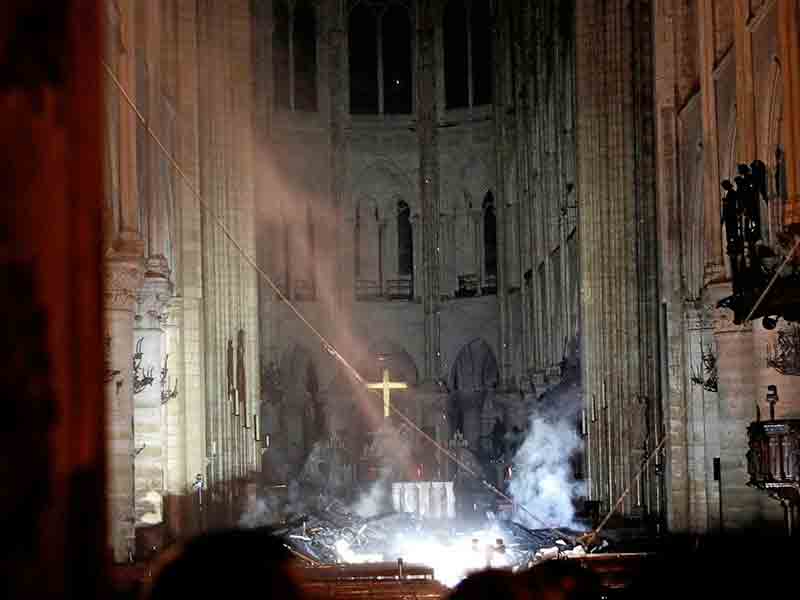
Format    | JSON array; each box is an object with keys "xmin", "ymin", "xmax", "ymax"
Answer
[{"xmin": 271, "ymin": 501, "xmax": 600, "ymax": 586}]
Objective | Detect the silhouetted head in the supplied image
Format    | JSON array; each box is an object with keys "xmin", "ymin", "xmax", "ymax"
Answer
[
  {"xmin": 517, "ymin": 560, "xmax": 604, "ymax": 600},
  {"xmin": 619, "ymin": 531, "xmax": 799, "ymax": 600},
  {"xmin": 450, "ymin": 569, "xmax": 524, "ymax": 600},
  {"xmin": 141, "ymin": 528, "xmax": 302, "ymax": 600}
]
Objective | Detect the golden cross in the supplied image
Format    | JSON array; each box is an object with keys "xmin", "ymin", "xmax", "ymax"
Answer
[{"xmin": 366, "ymin": 368, "xmax": 408, "ymax": 418}]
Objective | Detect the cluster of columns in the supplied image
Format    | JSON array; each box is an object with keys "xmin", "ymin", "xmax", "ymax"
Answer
[
  {"xmin": 104, "ymin": 0, "xmax": 261, "ymax": 563},
  {"xmin": 575, "ymin": 0, "xmax": 662, "ymax": 520},
  {"xmin": 492, "ymin": 0, "xmax": 580, "ymax": 391}
]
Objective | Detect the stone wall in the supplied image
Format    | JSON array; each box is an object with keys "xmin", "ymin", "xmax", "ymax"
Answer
[
  {"xmin": 103, "ymin": 0, "xmax": 261, "ymax": 561},
  {"xmin": 575, "ymin": 0, "xmax": 662, "ymax": 522},
  {"xmin": 653, "ymin": 0, "xmax": 800, "ymax": 533}
]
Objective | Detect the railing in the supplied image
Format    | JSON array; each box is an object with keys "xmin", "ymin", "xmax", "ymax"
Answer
[
  {"xmin": 482, "ymin": 274, "xmax": 497, "ymax": 295},
  {"xmin": 355, "ymin": 279, "xmax": 382, "ymax": 301},
  {"xmin": 455, "ymin": 273, "xmax": 479, "ymax": 297},
  {"xmin": 386, "ymin": 276, "xmax": 413, "ymax": 300},
  {"xmin": 747, "ymin": 417, "xmax": 800, "ymax": 534},
  {"xmin": 747, "ymin": 419, "xmax": 800, "ymax": 494}
]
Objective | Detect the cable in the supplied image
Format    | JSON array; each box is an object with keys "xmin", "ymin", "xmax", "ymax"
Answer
[
  {"xmin": 743, "ymin": 237, "xmax": 800, "ymax": 323},
  {"xmin": 588, "ymin": 435, "xmax": 667, "ymax": 542},
  {"xmin": 102, "ymin": 60, "xmax": 570, "ymax": 540}
]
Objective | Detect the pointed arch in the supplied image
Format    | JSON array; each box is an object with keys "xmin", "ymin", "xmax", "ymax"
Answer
[
  {"xmin": 447, "ymin": 338, "xmax": 499, "ymax": 452},
  {"xmin": 449, "ymin": 338, "xmax": 499, "ymax": 392},
  {"xmin": 365, "ymin": 339, "xmax": 419, "ymax": 385},
  {"xmin": 279, "ymin": 345, "xmax": 325, "ymax": 465}
]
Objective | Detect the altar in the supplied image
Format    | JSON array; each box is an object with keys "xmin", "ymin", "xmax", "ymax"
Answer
[{"xmin": 391, "ymin": 481, "xmax": 455, "ymax": 519}]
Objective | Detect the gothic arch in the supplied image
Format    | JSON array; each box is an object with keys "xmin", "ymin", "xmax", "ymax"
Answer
[
  {"xmin": 448, "ymin": 338, "xmax": 499, "ymax": 392},
  {"xmin": 350, "ymin": 157, "xmax": 417, "ymax": 215},
  {"xmin": 365, "ymin": 339, "xmax": 418, "ymax": 385},
  {"xmin": 279, "ymin": 345, "xmax": 325, "ymax": 467},
  {"xmin": 447, "ymin": 338, "xmax": 499, "ymax": 450}
]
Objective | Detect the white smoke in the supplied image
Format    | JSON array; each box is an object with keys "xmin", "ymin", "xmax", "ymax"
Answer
[
  {"xmin": 238, "ymin": 495, "xmax": 282, "ymax": 528},
  {"xmin": 352, "ymin": 475, "xmax": 389, "ymax": 518},
  {"xmin": 509, "ymin": 416, "xmax": 583, "ymax": 529}
]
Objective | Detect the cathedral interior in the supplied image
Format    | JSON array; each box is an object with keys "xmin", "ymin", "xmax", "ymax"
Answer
[{"xmin": 4, "ymin": 0, "xmax": 800, "ymax": 598}]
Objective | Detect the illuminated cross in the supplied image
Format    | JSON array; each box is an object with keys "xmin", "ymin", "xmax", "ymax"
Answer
[{"xmin": 366, "ymin": 369, "xmax": 408, "ymax": 418}]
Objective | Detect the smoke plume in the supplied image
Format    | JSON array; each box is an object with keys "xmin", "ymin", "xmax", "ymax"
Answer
[
  {"xmin": 509, "ymin": 337, "xmax": 584, "ymax": 529},
  {"xmin": 509, "ymin": 417, "xmax": 583, "ymax": 529},
  {"xmin": 238, "ymin": 495, "xmax": 282, "ymax": 528},
  {"xmin": 352, "ymin": 475, "xmax": 389, "ymax": 518}
]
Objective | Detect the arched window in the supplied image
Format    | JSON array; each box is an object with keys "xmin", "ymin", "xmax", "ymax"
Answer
[
  {"xmin": 273, "ymin": 1, "xmax": 290, "ymax": 108},
  {"xmin": 349, "ymin": 3, "xmax": 413, "ymax": 115},
  {"xmin": 444, "ymin": 0, "xmax": 469, "ymax": 109},
  {"xmin": 349, "ymin": 4, "xmax": 379, "ymax": 114},
  {"xmin": 272, "ymin": 0, "xmax": 318, "ymax": 111},
  {"xmin": 470, "ymin": 0, "xmax": 492, "ymax": 105},
  {"xmin": 397, "ymin": 200, "xmax": 413, "ymax": 276},
  {"xmin": 444, "ymin": 0, "xmax": 493, "ymax": 109},
  {"xmin": 382, "ymin": 5, "xmax": 413, "ymax": 114},
  {"xmin": 483, "ymin": 191, "xmax": 497, "ymax": 291},
  {"xmin": 294, "ymin": 0, "xmax": 318, "ymax": 111}
]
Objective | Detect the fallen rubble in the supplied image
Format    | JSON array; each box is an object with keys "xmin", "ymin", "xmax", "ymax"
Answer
[{"xmin": 270, "ymin": 501, "xmax": 603, "ymax": 586}]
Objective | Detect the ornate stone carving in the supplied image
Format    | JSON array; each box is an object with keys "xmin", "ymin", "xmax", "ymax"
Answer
[
  {"xmin": 134, "ymin": 276, "xmax": 172, "ymax": 329},
  {"xmin": 766, "ymin": 324, "xmax": 800, "ymax": 376},
  {"xmin": 104, "ymin": 259, "xmax": 144, "ymax": 311},
  {"xmin": 689, "ymin": 342, "xmax": 719, "ymax": 392}
]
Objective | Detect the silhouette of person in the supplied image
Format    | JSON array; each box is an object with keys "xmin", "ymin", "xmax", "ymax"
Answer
[{"xmin": 141, "ymin": 528, "xmax": 303, "ymax": 600}]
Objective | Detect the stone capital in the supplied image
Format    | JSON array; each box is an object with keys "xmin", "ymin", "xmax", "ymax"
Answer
[
  {"xmin": 105, "ymin": 257, "xmax": 145, "ymax": 312},
  {"xmin": 685, "ymin": 304, "xmax": 714, "ymax": 332},
  {"xmin": 703, "ymin": 282, "xmax": 751, "ymax": 334},
  {"xmin": 164, "ymin": 296, "xmax": 183, "ymax": 329},
  {"xmin": 135, "ymin": 275, "xmax": 173, "ymax": 329}
]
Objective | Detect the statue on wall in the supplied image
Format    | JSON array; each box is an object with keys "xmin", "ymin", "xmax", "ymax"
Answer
[{"xmin": 236, "ymin": 329, "xmax": 246, "ymax": 411}]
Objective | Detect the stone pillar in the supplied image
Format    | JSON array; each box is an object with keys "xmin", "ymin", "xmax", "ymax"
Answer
[
  {"xmin": 710, "ymin": 289, "xmax": 762, "ymax": 530},
  {"xmin": 698, "ymin": 0, "xmax": 724, "ymax": 278},
  {"xmin": 105, "ymin": 256, "xmax": 144, "ymax": 563},
  {"xmin": 324, "ymin": 0, "xmax": 350, "ymax": 314},
  {"xmin": 575, "ymin": 0, "xmax": 660, "ymax": 519},
  {"xmin": 133, "ymin": 277, "xmax": 171, "ymax": 527},
  {"xmin": 417, "ymin": 0, "xmax": 441, "ymax": 380},
  {"xmin": 685, "ymin": 306, "xmax": 722, "ymax": 533},
  {"xmin": 778, "ymin": 0, "xmax": 800, "ymax": 229},
  {"xmin": 163, "ymin": 298, "xmax": 186, "ymax": 539},
  {"xmin": 117, "ymin": 0, "xmax": 140, "ymax": 241},
  {"xmin": 175, "ymin": 0, "xmax": 206, "ymax": 534}
]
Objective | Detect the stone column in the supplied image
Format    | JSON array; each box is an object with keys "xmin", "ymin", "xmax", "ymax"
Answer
[
  {"xmin": 778, "ymin": 0, "xmax": 800, "ymax": 229},
  {"xmin": 163, "ymin": 298, "xmax": 186, "ymax": 539},
  {"xmin": 575, "ymin": 0, "xmax": 660, "ymax": 518},
  {"xmin": 710, "ymin": 290, "xmax": 762, "ymax": 530},
  {"xmin": 117, "ymin": 0, "xmax": 140, "ymax": 242},
  {"xmin": 105, "ymin": 256, "xmax": 144, "ymax": 563},
  {"xmin": 412, "ymin": 214, "xmax": 423, "ymax": 301},
  {"xmin": 175, "ymin": 0, "xmax": 205, "ymax": 535},
  {"xmin": 417, "ymin": 0, "xmax": 441, "ymax": 380},
  {"xmin": 325, "ymin": 0, "xmax": 350, "ymax": 314},
  {"xmin": 698, "ymin": 0, "xmax": 724, "ymax": 278},
  {"xmin": 133, "ymin": 277, "xmax": 171, "ymax": 528}
]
